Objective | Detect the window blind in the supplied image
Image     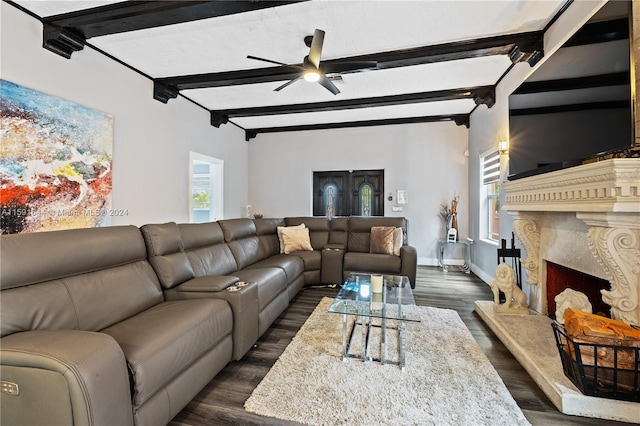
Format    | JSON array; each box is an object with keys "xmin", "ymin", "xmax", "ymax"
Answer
[{"xmin": 482, "ymin": 150, "xmax": 500, "ymax": 185}]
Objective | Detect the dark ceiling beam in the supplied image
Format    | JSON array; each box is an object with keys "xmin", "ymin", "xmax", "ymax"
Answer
[
  {"xmin": 513, "ymin": 72, "xmax": 629, "ymax": 95},
  {"xmin": 338, "ymin": 31, "xmax": 544, "ymax": 69},
  {"xmin": 153, "ymin": 31, "xmax": 544, "ymax": 99},
  {"xmin": 244, "ymin": 114, "xmax": 470, "ymax": 141},
  {"xmin": 211, "ymin": 87, "xmax": 492, "ymax": 128},
  {"xmin": 42, "ymin": 26, "xmax": 85, "ymax": 59},
  {"xmin": 510, "ymin": 100, "xmax": 629, "ymax": 117},
  {"xmin": 42, "ymin": 1, "xmax": 305, "ymax": 58},
  {"xmin": 154, "ymin": 66, "xmax": 303, "ymax": 102},
  {"xmin": 563, "ymin": 17, "xmax": 629, "ymax": 47},
  {"xmin": 213, "ymin": 86, "xmax": 494, "ymax": 119}
]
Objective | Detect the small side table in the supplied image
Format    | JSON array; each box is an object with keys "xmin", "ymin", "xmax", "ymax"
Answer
[{"xmin": 437, "ymin": 238, "xmax": 474, "ymax": 273}]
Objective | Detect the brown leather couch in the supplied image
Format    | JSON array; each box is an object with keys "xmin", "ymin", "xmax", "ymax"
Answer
[
  {"xmin": 140, "ymin": 216, "xmax": 415, "ymax": 357},
  {"xmin": 0, "ymin": 216, "xmax": 416, "ymax": 426},
  {"xmin": 0, "ymin": 226, "xmax": 233, "ymax": 426}
]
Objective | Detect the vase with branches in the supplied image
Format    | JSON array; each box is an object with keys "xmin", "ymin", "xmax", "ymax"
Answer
[
  {"xmin": 439, "ymin": 195, "xmax": 460, "ymax": 240},
  {"xmin": 439, "ymin": 203, "xmax": 453, "ymax": 237}
]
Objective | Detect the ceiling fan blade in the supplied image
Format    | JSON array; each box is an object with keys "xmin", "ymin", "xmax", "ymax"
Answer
[
  {"xmin": 247, "ymin": 55, "xmax": 291, "ymax": 67},
  {"xmin": 322, "ymin": 61, "xmax": 378, "ymax": 74},
  {"xmin": 307, "ymin": 29, "xmax": 325, "ymax": 69},
  {"xmin": 318, "ymin": 74, "xmax": 340, "ymax": 95},
  {"xmin": 274, "ymin": 77, "xmax": 302, "ymax": 91}
]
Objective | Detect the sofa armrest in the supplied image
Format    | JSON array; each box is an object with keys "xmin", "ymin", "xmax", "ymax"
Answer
[
  {"xmin": 400, "ymin": 245, "xmax": 417, "ymax": 288},
  {"xmin": 322, "ymin": 244, "xmax": 345, "ymax": 284},
  {"xmin": 1, "ymin": 330, "xmax": 133, "ymax": 426},
  {"xmin": 172, "ymin": 275, "xmax": 239, "ymax": 292},
  {"xmin": 324, "ymin": 243, "xmax": 346, "ymax": 251},
  {"xmin": 163, "ymin": 276, "xmax": 259, "ymax": 361}
]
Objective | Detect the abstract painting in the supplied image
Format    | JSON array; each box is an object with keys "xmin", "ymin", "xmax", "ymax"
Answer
[{"xmin": 1, "ymin": 80, "xmax": 113, "ymax": 234}]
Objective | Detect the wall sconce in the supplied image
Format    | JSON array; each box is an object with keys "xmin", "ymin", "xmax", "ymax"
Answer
[{"xmin": 498, "ymin": 140, "xmax": 509, "ymax": 154}]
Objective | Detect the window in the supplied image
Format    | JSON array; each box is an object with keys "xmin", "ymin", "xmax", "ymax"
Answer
[
  {"xmin": 189, "ymin": 152, "xmax": 223, "ymax": 223},
  {"xmin": 323, "ymin": 183, "xmax": 338, "ymax": 218},
  {"xmin": 480, "ymin": 149, "xmax": 500, "ymax": 242},
  {"xmin": 358, "ymin": 183, "xmax": 373, "ymax": 216}
]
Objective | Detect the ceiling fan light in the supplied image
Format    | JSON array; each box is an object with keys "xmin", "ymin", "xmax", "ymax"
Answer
[{"xmin": 303, "ymin": 69, "xmax": 321, "ymax": 82}]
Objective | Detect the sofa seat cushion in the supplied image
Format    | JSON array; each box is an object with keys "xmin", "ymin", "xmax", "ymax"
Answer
[
  {"xmin": 343, "ymin": 252, "xmax": 402, "ymax": 275},
  {"xmin": 101, "ymin": 299, "xmax": 232, "ymax": 409},
  {"xmin": 288, "ymin": 250, "xmax": 322, "ymax": 271},
  {"xmin": 246, "ymin": 254, "xmax": 304, "ymax": 282},
  {"xmin": 187, "ymin": 244, "xmax": 238, "ymax": 277},
  {"xmin": 232, "ymin": 268, "xmax": 287, "ymax": 311}
]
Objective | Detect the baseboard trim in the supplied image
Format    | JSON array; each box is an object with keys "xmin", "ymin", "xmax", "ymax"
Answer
[
  {"xmin": 417, "ymin": 257, "xmax": 438, "ymax": 266},
  {"xmin": 469, "ymin": 262, "xmax": 492, "ymax": 284}
]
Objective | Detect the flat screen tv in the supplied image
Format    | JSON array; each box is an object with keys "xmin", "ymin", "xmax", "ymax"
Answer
[{"xmin": 507, "ymin": 1, "xmax": 634, "ymax": 180}]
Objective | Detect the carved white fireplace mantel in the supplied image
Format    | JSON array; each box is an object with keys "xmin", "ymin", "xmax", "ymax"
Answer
[{"xmin": 502, "ymin": 158, "xmax": 640, "ymax": 326}]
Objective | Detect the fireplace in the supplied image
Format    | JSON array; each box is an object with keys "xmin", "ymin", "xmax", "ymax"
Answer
[
  {"xmin": 546, "ymin": 261, "xmax": 611, "ymax": 320},
  {"xmin": 502, "ymin": 158, "xmax": 640, "ymax": 327},
  {"xmin": 471, "ymin": 159, "xmax": 640, "ymax": 423}
]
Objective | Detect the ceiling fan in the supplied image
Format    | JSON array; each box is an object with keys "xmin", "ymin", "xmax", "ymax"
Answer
[{"xmin": 247, "ymin": 29, "xmax": 377, "ymax": 95}]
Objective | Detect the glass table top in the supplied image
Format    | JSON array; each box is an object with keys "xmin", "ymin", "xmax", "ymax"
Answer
[{"xmin": 328, "ymin": 273, "xmax": 421, "ymax": 322}]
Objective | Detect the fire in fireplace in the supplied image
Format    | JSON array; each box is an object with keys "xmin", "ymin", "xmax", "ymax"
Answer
[{"xmin": 546, "ymin": 262, "xmax": 612, "ymax": 321}]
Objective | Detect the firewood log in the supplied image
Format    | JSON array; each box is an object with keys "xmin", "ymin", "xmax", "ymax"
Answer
[
  {"xmin": 563, "ymin": 308, "xmax": 639, "ymax": 371},
  {"xmin": 564, "ymin": 308, "xmax": 640, "ymax": 342}
]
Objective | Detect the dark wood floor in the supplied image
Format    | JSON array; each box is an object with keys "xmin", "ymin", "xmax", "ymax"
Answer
[{"xmin": 171, "ymin": 266, "xmax": 634, "ymax": 426}]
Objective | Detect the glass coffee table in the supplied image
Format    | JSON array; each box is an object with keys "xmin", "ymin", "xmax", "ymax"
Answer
[{"xmin": 328, "ymin": 273, "xmax": 421, "ymax": 370}]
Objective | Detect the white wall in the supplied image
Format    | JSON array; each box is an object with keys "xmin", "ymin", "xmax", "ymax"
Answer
[
  {"xmin": 1, "ymin": 3, "xmax": 248, "ymax": 226},
  {"xmin": 248, "ymin": 122, "xmax": 469, "ymax": 265},
  {"xmin": 467, "ymin": 0, "xmax": 608, "ymax": 285}
]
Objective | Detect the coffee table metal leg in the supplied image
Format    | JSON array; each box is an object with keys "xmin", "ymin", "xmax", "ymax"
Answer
[
  {"xmin": 361, "ymin": 313, "xmax": 368, "ymax": 362},
  {"xmin": 399, "ymin": 314, "xmax": 407, "ymax": 371},
  {"xmin": 366, "ymin": 317, "xmax": 375, "ymax": 361},
  {"xmin": 342, "ymin": 311, "xmax": 348, "ymax": 361},
  {"xmin": 381, "ymin": 313, "xmax": 387, "ymax": 364}
]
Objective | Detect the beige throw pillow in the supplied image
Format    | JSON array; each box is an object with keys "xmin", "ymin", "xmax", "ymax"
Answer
[
  {"xmin": 277, "ymin": 223, "xmax": 305, "ymax": 253},
  {"xmin": 370, "ymin": 226, "xmax": 396, "ymax": 255},
  {"xmin": 279, "ymin": 225, "xmax": 313, "ymax": 254},
  {"xmin": 392, "ymin": 227, "xmax": 403, "ymax": 256}
]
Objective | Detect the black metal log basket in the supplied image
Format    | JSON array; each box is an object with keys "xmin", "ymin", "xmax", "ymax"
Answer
[{"xmin": 552, "ymin": 322, "xmax": 640, "ymax": 402}]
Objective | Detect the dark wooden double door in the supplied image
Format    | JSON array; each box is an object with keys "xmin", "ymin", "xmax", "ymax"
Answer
[{"xmin": 312, "ymin": 170, "xmax": 384, "ymax": 217}]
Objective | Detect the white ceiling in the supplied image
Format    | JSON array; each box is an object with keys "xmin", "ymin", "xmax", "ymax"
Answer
[
  {"xmin": 89, "ymin": 1, "xmax": 561, "ymax": 76},
  {"xmin": 13, "ymin": 0, "xmax": 612, "ymax": 139}
]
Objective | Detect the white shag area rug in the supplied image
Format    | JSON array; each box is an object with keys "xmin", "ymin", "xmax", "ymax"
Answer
[{"xmin": 245, "ymin": 297, "xmax": 530, "ymax": 426}]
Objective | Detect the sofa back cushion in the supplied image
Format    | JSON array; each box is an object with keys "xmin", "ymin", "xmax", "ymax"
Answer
[
  {"xmin": 140, "ymin": 222, "xmax": 195, "ymax": 289},
  {"xmin": 285, "ymin": 217, "xmax": 330, "ymax": 250},
  {"xmin": 218, "ymin": 219, "xmax": 265, "ymax": 270},
  {"xmin": 0, "ymin": 226, "xmax": 163, "ymax": 337},
  {"xmin": 254, "ymin": 218, "xmax": 285, "ymax": 257},
  {"xmin": 179, "ymin": 222, "xmax": 238, "ymax": 276},
  {"xmin": 329, "ymin": 217, "xmax": 349, "ymax": 246},
  {"xmin": 179, "ymin": 221, "xmax": 224, "ymax": 249},
  {"xmin": 347, "ymin": 217, "xmax": 407, "ymax": 253}
]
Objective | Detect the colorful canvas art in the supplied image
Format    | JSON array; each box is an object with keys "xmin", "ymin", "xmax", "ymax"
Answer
[{"xmin": 1, "ymin": 80, "xmax": 113, "ymax": 234}]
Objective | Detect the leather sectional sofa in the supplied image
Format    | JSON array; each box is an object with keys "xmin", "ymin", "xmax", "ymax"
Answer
[{"xmin": 1, "ymin": 216, "xmax": 416, "ymax": 426}]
